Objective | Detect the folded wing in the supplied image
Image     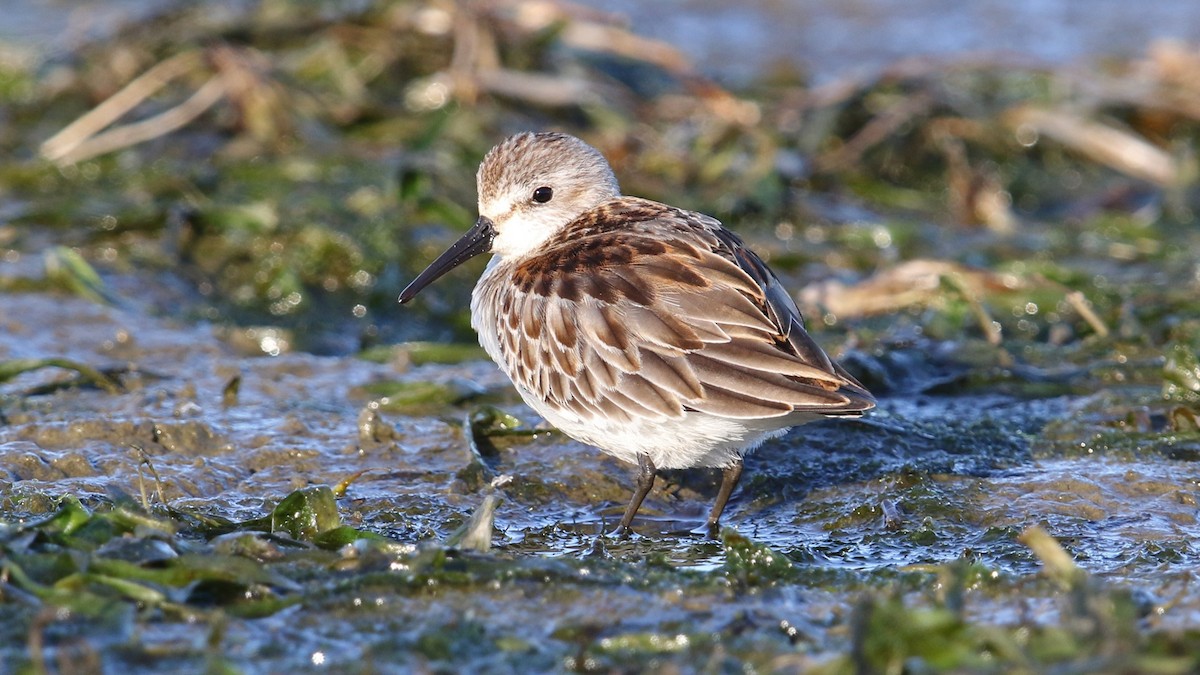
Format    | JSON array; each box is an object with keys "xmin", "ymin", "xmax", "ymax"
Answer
[{"xmin": 477, "ymin": 198, "xmax": 876, "ymax": 425}]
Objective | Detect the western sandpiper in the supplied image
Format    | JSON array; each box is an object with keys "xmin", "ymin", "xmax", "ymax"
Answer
[{"xmin": 400, "ymin": 131, "xmax": 875, "ymax": 536}]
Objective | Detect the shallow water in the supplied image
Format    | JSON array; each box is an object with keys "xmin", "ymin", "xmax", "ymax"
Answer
[
  {"xmin": 585, "ymin": 0, "xmax": 1200, "ymax": 83},
  {"xmin": 9, "ymin": 0, "xmax": 1200, "ymax": 84},
  {"xmin": 3, "ymin": 244, "xmax": 1198, "ymax": 669}
]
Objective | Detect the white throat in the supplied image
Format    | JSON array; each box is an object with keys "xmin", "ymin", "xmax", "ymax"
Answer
[{"xmin": 488, "ymin": 210, "xmax": 568, "ymax": 259}]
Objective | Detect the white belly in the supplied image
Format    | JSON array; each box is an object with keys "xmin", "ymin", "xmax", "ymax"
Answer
[{"xmin": 520, "ymin": 384, "xmax": 816, "ymax": 469}]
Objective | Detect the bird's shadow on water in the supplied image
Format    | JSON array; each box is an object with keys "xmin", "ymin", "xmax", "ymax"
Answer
[
  {"xmin": 750, "ymin": 393, "xmax": 1059, "ymax": 492},
  {"xmin": 631, "ymin": 387, "xmax": 1058, "ymax": 514},
  {"xmin": 500, "ymin": 389, "xmax": 1069, "ymax": 569}
]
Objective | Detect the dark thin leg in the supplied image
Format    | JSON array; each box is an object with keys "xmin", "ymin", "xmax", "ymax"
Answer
[
  {"xmin": 612, "ymin": 454, "xmax": 656, "ymax": 538},
  {"xmin": 705, "ymin": 460, "xmax": 744, "ymax": 532}
]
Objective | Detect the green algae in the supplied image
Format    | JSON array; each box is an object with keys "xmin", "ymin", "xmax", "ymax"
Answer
[
  {"xmin": 0, "ymin": 357, "xmax": 122, "ymax": 394},
  {"xmin": 358, "ymin": 341, "xmax": 488, "ymax": 366},
  {"xmin": 721, "ymin": 528, "xmax": 795, "ymax": 585},
  {"xmin": 265, "ymin": 485, "xmax": 342, "ymax": 541},
  {"xmin": 1163, "ymin": 343, "xmax": 1200, "ymax": 404},
  {"xmin": 354, "ymin": 379, "xmax": 481, "ymax": 415},
  {"xmin": 4, "ymin": 475, "xmax": 1200, "ymax": 672}
]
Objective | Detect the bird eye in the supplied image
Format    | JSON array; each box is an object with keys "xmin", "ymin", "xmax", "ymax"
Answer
[{"xmin": 532, "ymin": 186, "xmax": 553, "ymax": 203}]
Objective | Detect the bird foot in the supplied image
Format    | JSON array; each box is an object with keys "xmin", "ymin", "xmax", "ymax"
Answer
[{"xmin": 688, "ymin": 520, "xmax": 722, "ymax": 539}]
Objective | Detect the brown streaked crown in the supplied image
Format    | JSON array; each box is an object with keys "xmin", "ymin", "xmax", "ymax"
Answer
[{"xmin": 477, "ymin": 132, "xmax": 617, "ymax": 205}]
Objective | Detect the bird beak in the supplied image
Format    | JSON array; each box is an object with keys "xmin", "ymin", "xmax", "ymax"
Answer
[{"xmin": 398, "ymin": 216, "xmax": 496, "ymax": 304}]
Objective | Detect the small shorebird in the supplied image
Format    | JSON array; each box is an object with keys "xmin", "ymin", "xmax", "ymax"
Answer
[{"xmin": 400, "ymin": 132, "xmax": 874, "ymax": 536}]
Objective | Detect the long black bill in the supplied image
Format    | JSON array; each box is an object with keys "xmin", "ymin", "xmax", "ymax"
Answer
[{"xmin": 398, "ymin": 216, "xmax": 496, "ymax": 304}]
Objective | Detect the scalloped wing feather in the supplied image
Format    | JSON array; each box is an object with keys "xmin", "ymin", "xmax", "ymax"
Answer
[{"xmin": 471, "ymin": 197, "xmax": 875, "ymax": 426}]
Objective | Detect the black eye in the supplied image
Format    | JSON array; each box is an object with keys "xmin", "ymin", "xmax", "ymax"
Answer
[{"xmin": 532, "ymin": 186, "xmax": 553, "ymax": 203}]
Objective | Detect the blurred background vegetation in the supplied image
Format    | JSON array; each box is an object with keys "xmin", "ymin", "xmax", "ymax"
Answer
[{"xmin": 2, "ymin": 0, "xmax": 1197, "ymax": 357}]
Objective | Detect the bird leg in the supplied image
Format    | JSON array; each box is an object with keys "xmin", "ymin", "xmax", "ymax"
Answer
[
  {"xmin": 613, "ymin": 453, "xmax": 656, "ymax": 538},
  {"xmin": 704, "ymin": 460, "xmax": 744, "ymax": 532}
]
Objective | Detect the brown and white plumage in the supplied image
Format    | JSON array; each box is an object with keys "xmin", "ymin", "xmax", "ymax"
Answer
[{"xmin": 400, "ymin": 132, "xmax": 874, "ymax": 535}]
